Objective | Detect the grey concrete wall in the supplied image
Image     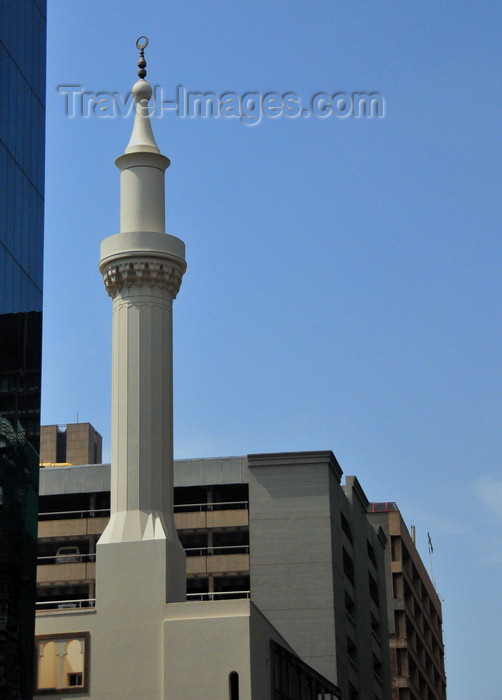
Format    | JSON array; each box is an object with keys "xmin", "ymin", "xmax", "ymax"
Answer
[
  {"xmin": 39, "ymin": 463, "xmax": 110, "ymax": 496},
  {"xmin": 248, "ymin": 451, "xmax": 342, "ymax": 685},
  {"xmin": 39, "ymin": 456, "xmax": 248, "ymax": 495}
]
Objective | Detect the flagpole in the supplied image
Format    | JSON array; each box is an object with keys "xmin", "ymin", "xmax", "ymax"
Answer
[{"xmin": 427, "ymin": 531, "xmax": 435, "ymax": 588}]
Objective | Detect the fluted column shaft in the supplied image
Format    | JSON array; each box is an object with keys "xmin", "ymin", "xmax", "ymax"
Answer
[{"xmin": 111, "ymin": 282, "xmax": 174, "ymax": 516}]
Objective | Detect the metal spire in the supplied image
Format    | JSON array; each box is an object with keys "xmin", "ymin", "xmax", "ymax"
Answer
[
  {"xmin": 136, "ymin": 36, "xmax": 149, "ymax": 79},
  {"xmin": 124, "ymin": 36, "xmax": 160, "ymax": 154}
]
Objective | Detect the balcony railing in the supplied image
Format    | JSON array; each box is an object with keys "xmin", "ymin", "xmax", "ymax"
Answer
[
  {"xmin": 36, "ymin": 590, "xmax": 251, "ymax": 610},
  {"xmin": 37, "ymin": 553, "xmax": 96, "ymax": 564},
  {"xmin": 36, "ymin": 598, "xmax": 96, "ymax": 610},
  {"xmin": 186, "ymin": 590, "xmax": 250, "ymax": 601},
  {"xmin": 184, "ymin": 544, "xmax": 249, "ymax": 557},
  {"xmin": 175, "ymin": 501, "xmax": 248, "ymax": 512},
  {"xmin": 38, "ymin": 501, "xmax": 249, "ymax": 521},
  {"xmin": 37, "ymin": 545, "xmax": 249, "ymax": 565},
  {"xmin": 39, "ymin": 508, "xmax": 110, "ymax": 521}
]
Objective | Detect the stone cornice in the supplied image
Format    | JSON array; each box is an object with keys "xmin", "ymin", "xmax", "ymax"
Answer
[{"xmin": 101, "ymin": 257, "xmax": 185, "ymax": 298}]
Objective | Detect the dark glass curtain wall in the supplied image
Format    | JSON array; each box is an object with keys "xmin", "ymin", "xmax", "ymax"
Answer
[{"xmin": 0, "ymin": 1, "xmax": 46, "ymax": 697}]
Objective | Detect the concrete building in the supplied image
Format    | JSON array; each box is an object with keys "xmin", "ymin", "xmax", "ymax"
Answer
[
  {"xmin": 36, "ymin": 452, "xmax": 392, "ymax": 700},
  {"xmin": 0, "ymin": 2, "xmax": 46, "ymax": 697},
  {"xmin": 34, "ymin": 42, "xmax": 346, "ymax": 700},
  {"xmin": 367, "ymin": 504, "xmax": 447, "ymax": 700},
  {"xmin": 40, "ymin": 423, "xmax": 102, "ymax": 467}
]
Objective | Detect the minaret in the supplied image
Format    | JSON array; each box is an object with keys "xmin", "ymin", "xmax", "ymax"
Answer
[{"xmin": 97, "ymin": 37, "xmax": 186, "ymax": 603}]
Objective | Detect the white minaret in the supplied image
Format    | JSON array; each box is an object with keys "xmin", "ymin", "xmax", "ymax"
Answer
[{"xmin": 97, "ymin": 37, "xmax": 186, "ymax": 603}]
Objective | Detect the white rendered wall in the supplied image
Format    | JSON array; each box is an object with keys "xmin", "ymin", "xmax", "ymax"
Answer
[
  {"xmin": 117, "ymin": 152, "xmax": 169, "ymax": 234},
  {"xmin": 35, "ymin": 599, "xmax": 291, "ymax": 700}
]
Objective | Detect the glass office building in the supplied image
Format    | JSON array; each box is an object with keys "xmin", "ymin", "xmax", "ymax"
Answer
[{"xmin": 0, "ymin": 2, "xmax": 46, "ymax": 697}]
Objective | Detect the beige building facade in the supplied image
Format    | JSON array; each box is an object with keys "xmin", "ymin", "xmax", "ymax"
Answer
[
  {"xmin": 367, "ymin": 504, "xmax": 447, "ymax": 700},
  {"xmin": 40, "ymin": 423, "xmax": 102, "ymax": 467}
]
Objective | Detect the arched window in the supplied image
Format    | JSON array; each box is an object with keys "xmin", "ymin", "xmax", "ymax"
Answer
[
  {"xmin": 229, "ymin": 671, "xmax": 239, "ymax": 700},
  {"xmin": 35, "ymin": 633, "xmax": 89, "ymax": 693},
  {"xmin": 38, "ymin": 641, "xmax": 57, "ymax": 689},
  {"xmin": 63, "ymin": 638, "xmax": 84, "ymax": 687}
]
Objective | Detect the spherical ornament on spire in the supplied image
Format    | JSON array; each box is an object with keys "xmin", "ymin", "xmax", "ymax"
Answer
[{"xmin": 132, "ymin": 79, "xmax": 152, "ymax": 102}]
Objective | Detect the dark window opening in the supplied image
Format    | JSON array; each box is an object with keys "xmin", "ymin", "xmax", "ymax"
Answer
[
  {"xmin": 173, "ymin": 484, "xmax": 249, "ymax": 511},
  {"xmin": 343, "ymin": 547, "xmax": 354, "ymax": 585},
  {"xmin": 367, "ymin": 541, "xmax": 377, "ymax": 568},
  {"xmin": 214, "ymin": 575, "xmax": 250, "ymax": 599},
  {"xmin": 178, "ymin": 531, "xmax": 208, "ymax": 555},
  {"xmin": 174, "ymin": 486, "xmax": 207, "ymax": 508},
  {"xmin": 229, "ymin": 671, "xmax": 239, "ymax": 700},
  {"xmin": 345, "ymin": 591, "xmax": 356, "ymax": 623},
  {"xmin": 56, "ymin": 427, "xmax": 67, "ymax": 463},
  {"xmin": 341, "ymin": 513, "xmax": 353, "ymax": 543},
  {"xmin": 36, "ymin": 584, "xmax": 94, "ymax": 611},
  {"xmin": 38, "ymin": 491, "xmax": 110, "ymax": 520},
  {"xmin": 68, "ymin": 672, "xmax": 83, "ymax": 687},
  {"xmin": 186, "ymin": 577, "xmax": 209, "ymax": 598},
  {"xmin": 369, "ymin": 573, "xmax": 379, "ymax": 607},
  {"xmin": 212, "ymin": 530, "xmax": 249, "ymax": 553}
]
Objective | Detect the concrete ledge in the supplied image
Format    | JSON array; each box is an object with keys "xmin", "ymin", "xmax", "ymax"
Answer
[{"xmin": 248, "ymin": 450, "xmax": 343, "ymax": 483}]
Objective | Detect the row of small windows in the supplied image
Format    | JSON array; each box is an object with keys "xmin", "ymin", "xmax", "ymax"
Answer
[
  {"xmin": 0, "ymin": 373, "xmax": 41, "ymax": 394},
  {"xmin": 394, "ymin": 608, "xmax": 444, "ymax": 676},
  {"xmin": 392, "ymin": 571, "xmax": 442, "ymax": 638},
  {"xmin": 342, "ymin": 545, "xmax": 380, "ymax": 608},
  {"xmin": 38, "ymin": 484, "xmax": 248, "ymax": 520},
  {"xmin": 400, "ymin": 650, "xmax": 445, "ymax": 699},
  {"xmin": 179, "ymin": 528, "xmax": 249, "ymax": 555}
]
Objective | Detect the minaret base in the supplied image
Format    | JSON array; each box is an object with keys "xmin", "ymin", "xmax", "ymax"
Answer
[{"xmin": 97, "ymin": 512, "xmax": 186, "ymax": 605}]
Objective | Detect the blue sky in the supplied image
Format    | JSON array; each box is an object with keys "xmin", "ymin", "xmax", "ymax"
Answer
[{"xmin": 42, "ymin": 2, "xmax": 502, "ymax": 697}]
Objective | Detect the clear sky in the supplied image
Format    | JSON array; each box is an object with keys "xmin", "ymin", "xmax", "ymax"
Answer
[{"xmin": 42, "ymin": 2, "xmax": 502, "ymax": 697}]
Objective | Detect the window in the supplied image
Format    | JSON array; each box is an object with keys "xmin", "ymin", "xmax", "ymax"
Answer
[
  {"xmin": 271, "ymin": 641, "xmax": 341, "ymax": 700},
  {"xmin": 56, "ymin": 427, "xmax": 67, "ymax": 463},
  {"xmin": 367, "ymin": 541, "xmax": 377, "ymax": 569},
  {"xmin": 345, "ymin": 592, "xmax": 356, "ymax": 625},
  {"xmin": 68, "ymin": 672, "xmax": 83, "ymax": 687},
  {"xmin": 347, "ymin": 636, "xmax": 357, "ymax": 671},
  {"xmin": 34, "ymin": 633, "xmax": 89, "ymax": 694},
  {"xmin": 229, "ymin": 671, "xmax": 239, "ymax": 700},
  {"xmin": 341, "ymin": 513, "xmax": 353, "ymax": 543},
  {"xmin": 343, "ymin": 547, "xmax": 354, "ymax": 585},
  {"xmin": 369, "ymin": 573, "xmax": 379, "ymax": 607}
]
